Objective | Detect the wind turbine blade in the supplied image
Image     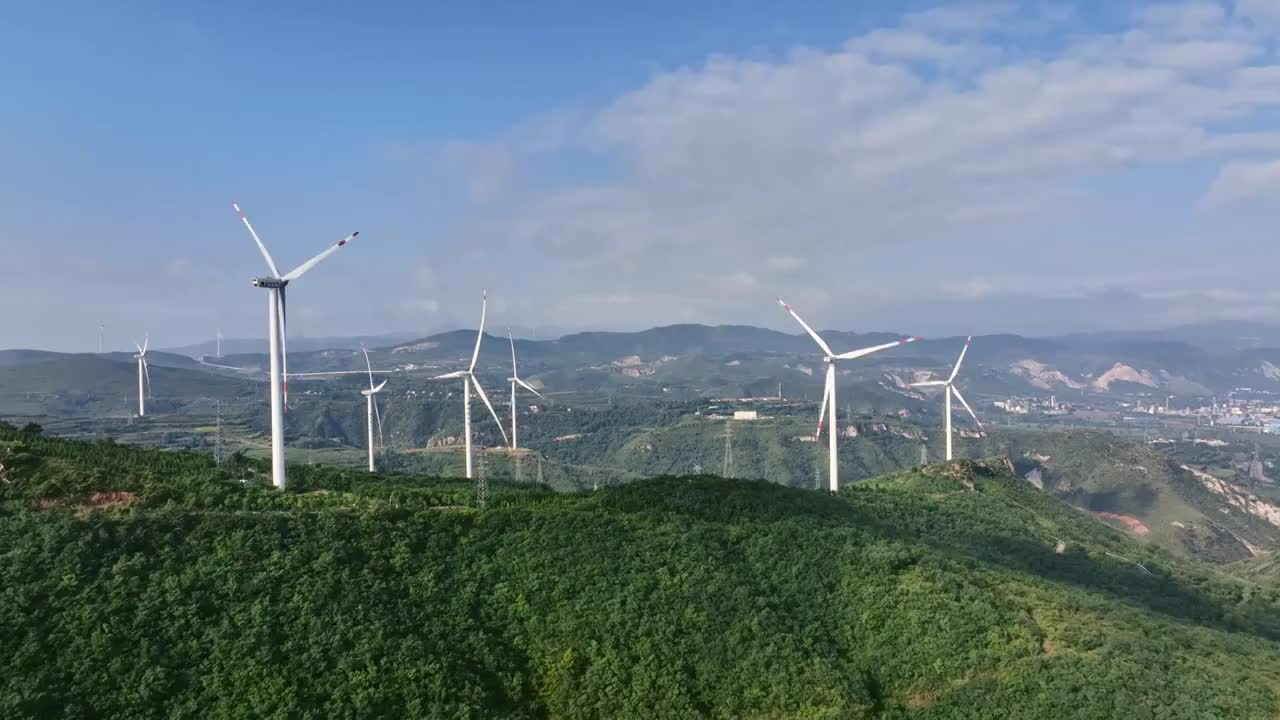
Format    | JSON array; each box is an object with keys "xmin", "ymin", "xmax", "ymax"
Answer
[
  {"xmin": 373, "ymin": 397, "xmax": 384, "ymax": 450},
  {"xmin": 361, "ymin": 346, "xmax": 375, "ymax": 391},
  {"xmin": 470, "ymin": 375, "xmax": 510, "ymax": 447},
  {"xmin": 469, "ymin": 290, "xmax": 487, "ymax": 373},
  {"xmin": 777, "ymin": 297, "xmax": 834, "ymax": 357},
  {"xmin": 232, "ymin": 202, "xmax": 281, "ymax": 278},
  {"xmin": 951, "ymin": 386, "xmax": 984, "ymax": 432},
  {"xmin": 371, "ymin": 379, "xmax": 388, "ymax": 393},
  {"xmin": 508, "ymin": 328, "xmax": 518, "ymax": 375},
  {"xmin": 430, "ymin": 370, "xmax": 469, "ymax": 380},
  {"xmin": 135, "ymin": 342, "xmax": 144, "ymax": 355},
  {"xmin": 908, "ymin": 380, "xmax": 948, "ymax": 387},
  {"xmin": 835, "ymin": 336, "xmax": 919, "ymax": 360},
  {"xmin": 279, "ymin": 287, "xmax": 289, "ymax": 409},
  {"xmin": 947, "ymin": 336, "xmax": 972, "ymax": 384},
  {"xmin": 281, "ymin": 231, "xmax": 359, "ymax": 281},
  {"xmin": 142, "ymin": 358, "xmax": 152, "ymax": 398},
  {"xmin": 516, "ymin": 378, "xmax": 544, "ymax": 399},
  {"xmin": 815, "ymin": 368, "xmax": 833, "ymax": 439},
  {"xmin": 142, "ymin": 333, "xmax": 149, "ymax": 355}
]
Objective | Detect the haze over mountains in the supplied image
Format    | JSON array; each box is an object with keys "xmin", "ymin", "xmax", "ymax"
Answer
[{"xmin": 141, "ymin": 320, "xmax": 1280, "ymax": 398}]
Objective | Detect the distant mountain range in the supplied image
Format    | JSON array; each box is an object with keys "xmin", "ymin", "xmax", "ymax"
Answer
[
  {"xmin": 8, "ymin": 321, "xmax": 1280, "ymax": 412},
  {"xmin": 161, "ymin": 325, "xmax": 574, "ymax": 357}
]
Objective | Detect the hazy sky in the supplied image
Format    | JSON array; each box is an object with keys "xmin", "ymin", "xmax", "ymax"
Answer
[{"xmin": 4, "ymin": 0, "xmax": 1280, "ymax": 351}]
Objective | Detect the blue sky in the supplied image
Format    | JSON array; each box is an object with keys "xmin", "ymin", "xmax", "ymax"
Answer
[{"xmin": 4, "ymin": 1, "xmax": 1280, "ymax": 351}]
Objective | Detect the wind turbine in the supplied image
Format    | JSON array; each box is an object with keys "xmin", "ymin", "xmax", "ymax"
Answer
[
  {"xmin": 507, "ymin": 329, "xmax": 545, "ymax": 451},
  {"xmin": 233, "ymin": 201, "xmax": 360, "ymax": 490},
  {"xmin": 98, "ymin": 322, "xmax": 105, "ymax": 354},
  {"xmin": 430, "ymin": 291, "xmax": 509, "ymax": 478},
  {"xmin": 778, "ymin": 297, "xmax": 918, "ymax": 492},
  {"xmin": 133, "ymin": 334, "xmax": 151, "ymax": 417},
  {"xmin": 909, "ymin": 336, "xmax": 983, "ymax": 461},
  {"xmin": 360, "ymin": 346, "xmax": 387, "ymax": 473}
]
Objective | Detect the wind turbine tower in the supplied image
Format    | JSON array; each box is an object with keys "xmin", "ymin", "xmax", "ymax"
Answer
[
  {"xmin": 910, "ymin": 336, "xmax": 983, "ymax": 460},
  {"xmin": 507, "ymin": 330, "xmax": 545, "ymax": 451},
  {"xmin": 777, "ymin": 297, "xmax": 918, "ymax": 491},
  {"xmin": 233, "ymin": 201, "xmax": 361, "ymax": 489},
  {"xmin": 430, "ymin": 291, "xmax": 509, "ymax": 479},
  {"xmin": 360, "ymin": 347, "xmax": 387, "ymax": 473},
  {"xmin": 133, "ymin": 334, "xmax": 150, "ymax": 417}
]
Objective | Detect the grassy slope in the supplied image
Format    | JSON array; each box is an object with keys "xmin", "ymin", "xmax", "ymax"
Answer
[{"xmin": 1, "ymin": 429, "xmax": 1279, "ymax": 718}]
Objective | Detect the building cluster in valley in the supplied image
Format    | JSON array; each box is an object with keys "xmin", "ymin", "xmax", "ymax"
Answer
[{"xmin": 992, "ymin": 394, "xmax": 1071, "ymax": 416}]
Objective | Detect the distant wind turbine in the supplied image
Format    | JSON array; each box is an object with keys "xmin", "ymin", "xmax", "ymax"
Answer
[
  {"xmin": 430, "ymin": 291, "xmax": 509, "ymax": 478},
  {"xmin": 133, "ymin": 334, "xmax": 151, "ymax": 417},
  {"xmin": 507, "ymin": 329, "xmax": 545, "ymax": 450},
  {"xmin": 360, "ymin": 347, "xmax": 387, "ymax": 473},
  {"xmin": 778, "ymin": 297, "xmax": 918, "ymax": 492},
  {"xmin": 216, "ymin": 328, "xmax": 223, "ymax": 358},
  {"xmin": 910, "ymin": 336, "xmax": 983, "ymax": 461},
  {"xmin": 234, "ymin": 201, "xmax": 360, "ymax": 490},
  {"xmin": 98, "ymin": 322, "xmax": 105, "ymax": 354}
]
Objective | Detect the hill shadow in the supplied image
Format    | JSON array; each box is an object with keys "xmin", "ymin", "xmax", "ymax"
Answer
[{"xmin": 592, "ymin": 472, "xmax": 1280, "ymax": 643}]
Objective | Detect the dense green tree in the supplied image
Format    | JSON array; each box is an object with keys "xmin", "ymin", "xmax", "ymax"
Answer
[{"xmin": 1, "ymin": 428, "xmax": 1278, "ymax": 718}]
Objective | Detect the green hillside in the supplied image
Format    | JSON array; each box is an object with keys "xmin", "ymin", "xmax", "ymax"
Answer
[
  {"xmin": 0, "ymin": 355, "xmax": 256, "ymax": 417},
  {"xmin": 2, "ymin": 424, "xmax": 1279, "ymax": 717},
  {"xmin": 976, "ymin": 430, "xmax": 1280, "ymax": 563}
]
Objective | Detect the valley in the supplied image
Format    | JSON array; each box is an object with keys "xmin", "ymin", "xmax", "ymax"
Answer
[{"xmin": 7, "ymin": 322, "xmax": 1280, "ymax": 568}]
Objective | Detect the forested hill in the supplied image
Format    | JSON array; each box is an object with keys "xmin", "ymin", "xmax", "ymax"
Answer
[{"xmin": 1, "ymin": 425, "xmax": 1279, "ymax": 718}]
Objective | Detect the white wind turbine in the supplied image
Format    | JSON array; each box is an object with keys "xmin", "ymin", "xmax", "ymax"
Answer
[
  {"xmin": 909, "ymin": 336, "xmax": 983, "ymax": 461},
  {"xmin": 360, "ymin": 346, "xmax": 387, "ymax": 473},
  {"xmin": 430, "ymin": 291, "xmax": 509, "ymax": 478},
  {"xmin": 233, "ymin": 201, "xmax": 360, "ymax": 490},
  {"xmin": 133, "ymin": 334, "xmax": 151, "ymax": 417},
  {"xmin": 507, "ymin": 329, "xmax": 545, "ymax": 451},
  {"xmin": 778, "ymin": 297, "xmax": 918, "ymax": 492}
]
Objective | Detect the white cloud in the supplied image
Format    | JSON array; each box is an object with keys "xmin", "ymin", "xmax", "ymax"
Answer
[
  {"xmin": 1236, "ymin": 0, "xmax": 1280, "ymax": 28},
  {"xmin": 1144, "ymin": 39, "xmax": 1257, "ymax": 70},
  {"xmin": 404, "ymin": 299, "xmax": 441, "ymax": 315},
  {"xmin": 425, "ymin": 1, "xmax": 1280, "ymax": 332},
  {"xmin": 945, "ymin": 277, "xmax": 996, "ymax": 300},
  {"xmin": 1203, "ymin": 158, "xmax": 1280, "ymax": 206},
  {"xmin": 902, "ymin": 3, "xmax": 1019, "ymax": 35},
  {"xmin": 1138, "ymin": 2, "xmax": 1227, "ymax": 35},
  {"xmin": 847, "ymin": 29, "xmax": 986, "ymax": 64},
  {"xmin": 765, "ymin": 255, "xmax": 805, "ymax": 273}
]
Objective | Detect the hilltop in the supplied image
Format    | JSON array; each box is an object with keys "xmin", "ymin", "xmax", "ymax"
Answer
[{"xmin": 1, "ymin": 425, "xmax": 1278, "ymax": 717}]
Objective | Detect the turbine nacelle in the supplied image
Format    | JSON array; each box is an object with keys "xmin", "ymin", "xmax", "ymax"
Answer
[{"xmin": 252, "ymin": 277, "xmax": 287, "ymax": 289}]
